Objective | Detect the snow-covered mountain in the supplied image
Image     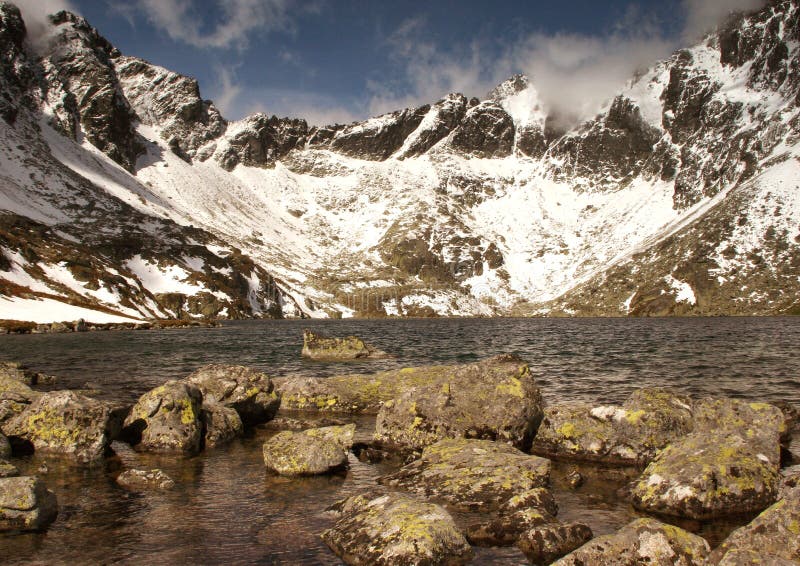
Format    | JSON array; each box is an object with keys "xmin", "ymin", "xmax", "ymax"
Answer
[{"xmin": 1, "ymin": 0, "xmax": 799, "ymax": 322}]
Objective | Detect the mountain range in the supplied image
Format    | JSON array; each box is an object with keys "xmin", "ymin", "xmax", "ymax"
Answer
[{"xmin": 0, "ymin": 0, "xmax": 798, "ymax": 322}]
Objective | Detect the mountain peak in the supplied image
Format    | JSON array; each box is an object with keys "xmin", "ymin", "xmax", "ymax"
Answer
[{"xmin": 488, "ymin": 74, "xmax": 531, "ymax": 101}]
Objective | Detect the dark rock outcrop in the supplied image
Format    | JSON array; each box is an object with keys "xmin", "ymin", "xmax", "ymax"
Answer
[
  {"xmin": 329, "ymin": 106, "xmax": 430, "ymax": 160},
  {"xmin": 449, "ymin": 101, "xmax": 516, "ymax": 158}
]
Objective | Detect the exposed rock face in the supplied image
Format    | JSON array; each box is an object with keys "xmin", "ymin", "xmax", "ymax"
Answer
[
  {"xmin": 122, "ymin": 381, "xmax": 204, "ymax": 454},
  {"xmin": 2, "ymin": 390, "xmax": 113, "ymax": 464},
  {"xmin": 321, "ymin": 491, "xmax": 473, "ymax": 566},
  {"xmin": 553, "ymin": 518, "xmax": 711, "ymax": 566},
  {"xmin": 398, "ymin": 94, "xmax": 468, "ymax": 158},
  {"xmin": 201, "ymin": 404, "xmax": 243, "ymax": 448},
  {"xmin": 116, "ymin": 468, "xmax": 175, "ymax": 491},
  {"xmin": 276, "ymin": 356, "xmax": 525, "ymax": 414},
  {"xmin": 517, "ymin": 522, "xmax": 594, "ymax": 564},
  {"xmin": 0, "ymin": 476, "xmax": 58, "ymax": 532},
  {"xmin": 708, "ymin": 485, "xmax": 800, "ymax": 565},
  {"xmin": 631, "ymin": 431, "xmax": 780, "ymax": 519},
  {"xmin": 300, "ymin": 329, "xmax": 389, "ymax": 360},
  {"xmin": 532, "ymin": 388, "xmax": 694, "ymax": 466},
  {"xmin": 449, "ymin": 101, "xmax": 516, "ymax": 157},
  {"xmin": 215, "ymin": 113, "xmax": 308, "ymax": 170},
  {"xmin": 329, "ymin": 106, "xmax": 430, "ymax": 160},
  {"xmin": 184, "ymin": 364, "xmax": 280, "ymax": 426},
  {"xmin": 374, "ymin": 354, "xmax": 544, "ymax": 451},
  {"xmin": 262, "ymin": 424, "xmax": 354, "ymax": 476},
  {"xmin": 378, "ymin": 438, "xmax": 550, "ymax": 511}
]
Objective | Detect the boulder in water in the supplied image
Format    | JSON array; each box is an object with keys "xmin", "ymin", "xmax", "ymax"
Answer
[
  {"xmin": 184, "ymin": 364, "xmax": 280, "ymax": 425},
  {"xmin": 517, "ymin": 522, "xmax": 594, "ymax": 564},
  {"xmin": 301, "ymin": 329, "xmax": 390, "ymax": 360},
  {"xmin": 202, "ymin": 404, "xmax": 243, "ymax": 448},
  {"xmin": 321, "ymin": 491, "xmax": 473, "ymax": 565},
  {"xmin": 262, "ymin": 424, "xmax": 355, "ymax": 476},
  {"xmin": 116, "ymin": 469, "xmax": 175, "ymax": 491},
  {"xmin": 0, "ymin": 476, "xmax": 58, "ymax": 532}
]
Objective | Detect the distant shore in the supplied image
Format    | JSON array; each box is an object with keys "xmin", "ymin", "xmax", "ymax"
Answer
[{"xmin": 0, "ymin": 318, "xmax": 221, "ymax": 335}]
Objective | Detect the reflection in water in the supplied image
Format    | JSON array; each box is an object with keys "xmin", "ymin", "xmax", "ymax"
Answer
[{"xmin": 1, "ymin": 318, "xmax": 798, "ymax": 563}]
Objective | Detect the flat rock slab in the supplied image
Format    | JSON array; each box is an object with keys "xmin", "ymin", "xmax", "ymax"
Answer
[
  {"xmin": 378, "ymin": 438, "xmax": 551, "ymax": 511},
  {"xmin": 375, "ymin": 354, "xmax": 544, "ymax": 451},
  {"xmin": 0, "ymin": 476, "xmax": 58, "ymax": 532},
  {"xmin": 532, "ymin": 388, "xmax": 693, "ymax": 466},
  {"xmin": 2, "ymin": 390, "xmax": 113, "ymax": 465},
  {"xmin": 301, "ymin": 329, "xmax": 390, "ymax": 361},
  {"xmin": 275, "ymin": 354, "xmax": 536, "ymax": 416},
  {"xmin": 116, "ymin": 469, "xmax": 175, "ymax": 491},
  {"xmin": 553, "ymin": 518, "xmax": 710, "ymax": 566},
  {"xmin": 185, "ymin": 364, "xmax": 280, "ymax": 426},
  {"xmin": 321, "ymin": 491, "xmax": 473, "ymax": 565},
  {"xmin": 263, "ymin": 424, "xmax": 355, "ymax": 476},
  {"xmin": 707, "ymin": 486, "xmax": 800, "ymax": 565},
  {"xmin": 631, "ymin": 432, "xmax": 780, "ymax": 519}
]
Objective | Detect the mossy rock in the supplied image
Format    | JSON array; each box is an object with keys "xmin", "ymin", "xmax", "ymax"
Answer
[
  {"xmin": 631, "ymin": 432, "xmax": 780, "ymax": 520},
  {"xmin": 374, "ymin": 354, "xmax": 544, "ymax": 451},
  {"xmin": 0, "ymin": 371, "xmax": 39, "ymax": 425},
  {"xmin": 378, "ymin": 438, "xmax": 551, "ymax": 511},
  {"xmin": 0, "ymin": 476, "xmax": 58, "ymax": 532},
  {"xmin": 466, "ymin": 506, "xmax": 556, "ymax": 547},
  {"xmin": 276, "ymin": 354, "xmax": 531, "ymax": 416},
  {"xmin": 552, "ymin": 518, "xmax": 710, "ymax": 565},
  {"xmin": 321, "ymin": 491, "xmax": 473, "ymax": 565},
  {"xmin": 0, "ymin": 433, "xmax": 9, "ymax": 459},
  {"xmin": 301, "ymin": 329, "xmax": 390, "ymax": 361},
  {"xmin": 0, "ymin": 461, "xmax": 19, "ymax": 478},
  {"xmin": 707, "ymin": 485, "xmax": 800, "ymax": 564},
  {"xmin": 121, "ymin": 380, "xmax": 204, "ymax": 454},
  {"xmin": 201, "ymin": 403, "xmax": 243, "ymax": 448},
  {"xmin": 185, "ymin": 364, "xmax": 280, "ymax": 426},
  {"xmin": 116, "ymin": 469, "xmax": 175, "ymax": 491},
  {"xmin": 517, "ymin": 522, "xmax": 593, "ymax": 564},
  {"xmin": 262, "ymin": 424, "xmax": 354, "ymax": 476},
  {"xmin": 2, "ymin": 390, "xmax": 113, "ymax": 465}
]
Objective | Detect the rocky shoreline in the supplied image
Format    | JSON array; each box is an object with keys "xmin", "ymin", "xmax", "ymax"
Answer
[
  {"xmin": 0, "ymin": 318, "xmax": 221, "ymax": 334},
  {"xmin": 1, "ymin": 353, "xmax": 798, "ymax": 564}
]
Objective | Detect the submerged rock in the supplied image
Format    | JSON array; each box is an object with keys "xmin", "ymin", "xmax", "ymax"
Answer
[
  {"xmin": 553, "ymin": 518, "xmax": 710, "ymax": 566},
  {"xmin": 321, "ymin": 491, "xmax": 473, "ymax": 565},
  {"xmin": 707, "ymin": 485, "xmax": 800, "ymax": 564},
  {"xmin": 378, "ymin": 438, "xmax": 550, "ymax": 511},
  {"xmin": 374, "ymin": 354, "xmax": 544, "ymax": 451},
  {"xmin": 301, "ymin": 329, "xmax": 390, "ymax": 360},
  {"xmin": 2, "ymin": 390, "xmax": 114, "ymax": 464},
  {"xmin": 0, "ymin": 476, "xmax": 58, "ymax": 532},
  {"xmin": 275, "ymin": 354, "xmax": 536, "ymax": 416},
  {"xmin": 0, "ymin": 362, "xmax": 56, "ymax": 387},
  {"xmin": 201, "ymin": 404, "xmax": 243, "ymax": 448},
  {"xmin": 532, "ymin": 388, "xmax": 693, "ymax": 466},
  {"xmin": 517, "ymin": 522, "xmax": 594, "ymax": 564},
  {"xmin": 262, "ymin": 424, "xmax": 355, "ymax": 476},
  {"xmin": 185, "ymin": 364, "xmax": 280, "ymax": 426},
  {"xmin": 466, "ymin": 507, "xmax": 556, "ymax": 547},
  {"xmin": 631, "ymin": 431, "xmax": 779, "ymax": 519},
  {"xmin": 122, "ymin": 381, "xmax": 204, "ymax": 454},
  {"xmin": 116, "ymin": 469, "xmax": 175, "ymax": 491}
]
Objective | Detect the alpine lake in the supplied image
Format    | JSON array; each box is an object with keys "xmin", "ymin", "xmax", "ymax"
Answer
[{"xmin": 1, "ymin": 317, "xmax": 799, "ymax": 564}]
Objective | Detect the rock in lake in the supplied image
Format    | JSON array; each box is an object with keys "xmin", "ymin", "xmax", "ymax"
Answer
[
  {"xmin": 466, "ymin": 506, "xmax": 556, "ymax": 547},
  {"xmin": 301, "ymin": 329, "xmax": 389, "ymax": 361},
  {"xmin": 553, "ymin": 518, "xmax": 710, "ymax": 566},
  {"xmin": 707, "ymin": 485, "xmax": 800, "ymax": 564},
  {"xmin": 0, "ymin": 369, "xmax": 39, "ymax": 425},
  {"xmin": 321, "ymin": 491, "xmax": 473, "ymax": 565},
  {"xmin": 631, "ymin": 431, "xmax": 779, "ymax": 520},
  {"xmin": 116, "ymin": 469, "xmax": 176, "ymax": 491},
  {"xmin": 122, "ymin": 381, "xmax": 204, "ymax": 454},
  {"xmin": 374, "ymin": 354, "xmax": 544, "ymax": 451},
  {"xmin": 2, "ymin": 390, "xmax": 114, "ymax": 464},
  {"xmin": 517, "ymin": 522, "xmax": 594, "ymax": 564},
  {"xmin": 532, "ymin": 388, "xmax": 693, "ymax": 467},
  {"xmin": 275, "ymin": 354, "xmax": 535, "ymax": 415},
  {"xmin": 184, "ymin": 364, "xmax": 280, "ymax": 426},
  {"xmin": 0, "ymin": 361, "xmax": 56, "ymax": 387},
  {"xmin": 0, "ymin": 476, "xmax": 58, "ymax": 532},
  {"xmin": 263, "ymin": 424, "xmax": 355, "ymax": 476},
  {"xmin": 378, "ymin": 438, "xmax": 550, "ymax": 511},
  {"xmin": 201, "ymin": 403, "xmax": 244, "ymax": 447}
]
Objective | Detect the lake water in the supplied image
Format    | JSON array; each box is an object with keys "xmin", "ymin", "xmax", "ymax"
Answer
[{"xmin": 1, "ymin": 317, "xmax": 799, "ymax": 564}]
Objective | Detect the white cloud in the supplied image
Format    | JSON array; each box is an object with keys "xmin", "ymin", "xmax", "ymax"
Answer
[
  {"xmin": 682, "ymin": 0, "xmax": 766, "ymax": 41},
  {"xmin": 137, "ymin": 0, "xmax": 294, "ymax": 50},
  {"xmin": 14, "ymin": 0, "xmax": 79, "ymax": 51}
]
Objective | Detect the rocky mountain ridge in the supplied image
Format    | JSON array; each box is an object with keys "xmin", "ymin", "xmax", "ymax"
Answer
[{"xmin": 0, "ymin": 0, "xmax": 799, "ymax": 321}]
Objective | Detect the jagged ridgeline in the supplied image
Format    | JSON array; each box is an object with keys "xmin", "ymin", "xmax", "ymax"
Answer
[{"xmin": 0, "ymin": 0, "xmax": 799, "ymax": 322}]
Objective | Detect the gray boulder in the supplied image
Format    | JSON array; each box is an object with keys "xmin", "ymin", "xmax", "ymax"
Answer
[
  {"xmin": 185, "ymin": 364, "xmax": 280, "ymax": 426},
  {"xmin": 2, "ymin": 390, "xmax": 113, "ymax": 464},
  {"xmin": 122, "ymin": 380, "xmax": 204, "ymax": 454},
  {"xmin": 379, "ymin": 438, "xmax": 550, "ymax": 511},
  {"xmin": 707, "ymin": 486, "xmax": 800, "ymax": 564},
  {"xmin": 116, "ymin": 469, "xmax": 175, "ymax": 491},
  {"xmin": 321, "ymin": 491, "xmax": 473, "ymax": 565},
  {"xmin": 201, "ymin": 404, "xmax": 243, "ymax": 448},
  {"xmin": 262, "ymin": 424, "xmax": 355, "ymax": 476},
  {"xmin": 0, "ymin": 476, "xmax": 58, "ymax": 532},
  {"xmin": 553, "ymin": 518, "xmax": 710, "ymax": 566},
  {"xmin": 517, "ymin": 522, "xmax": 594, "ymax": 564},
  {"xmin": 374, "ymin": 354, "xmax": 544, "ymax": 451}
]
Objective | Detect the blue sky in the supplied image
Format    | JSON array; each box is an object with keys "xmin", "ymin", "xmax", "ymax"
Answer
[{"xmin": 21, "ymin": 0, "xmax": 764, "ymax": 125}]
